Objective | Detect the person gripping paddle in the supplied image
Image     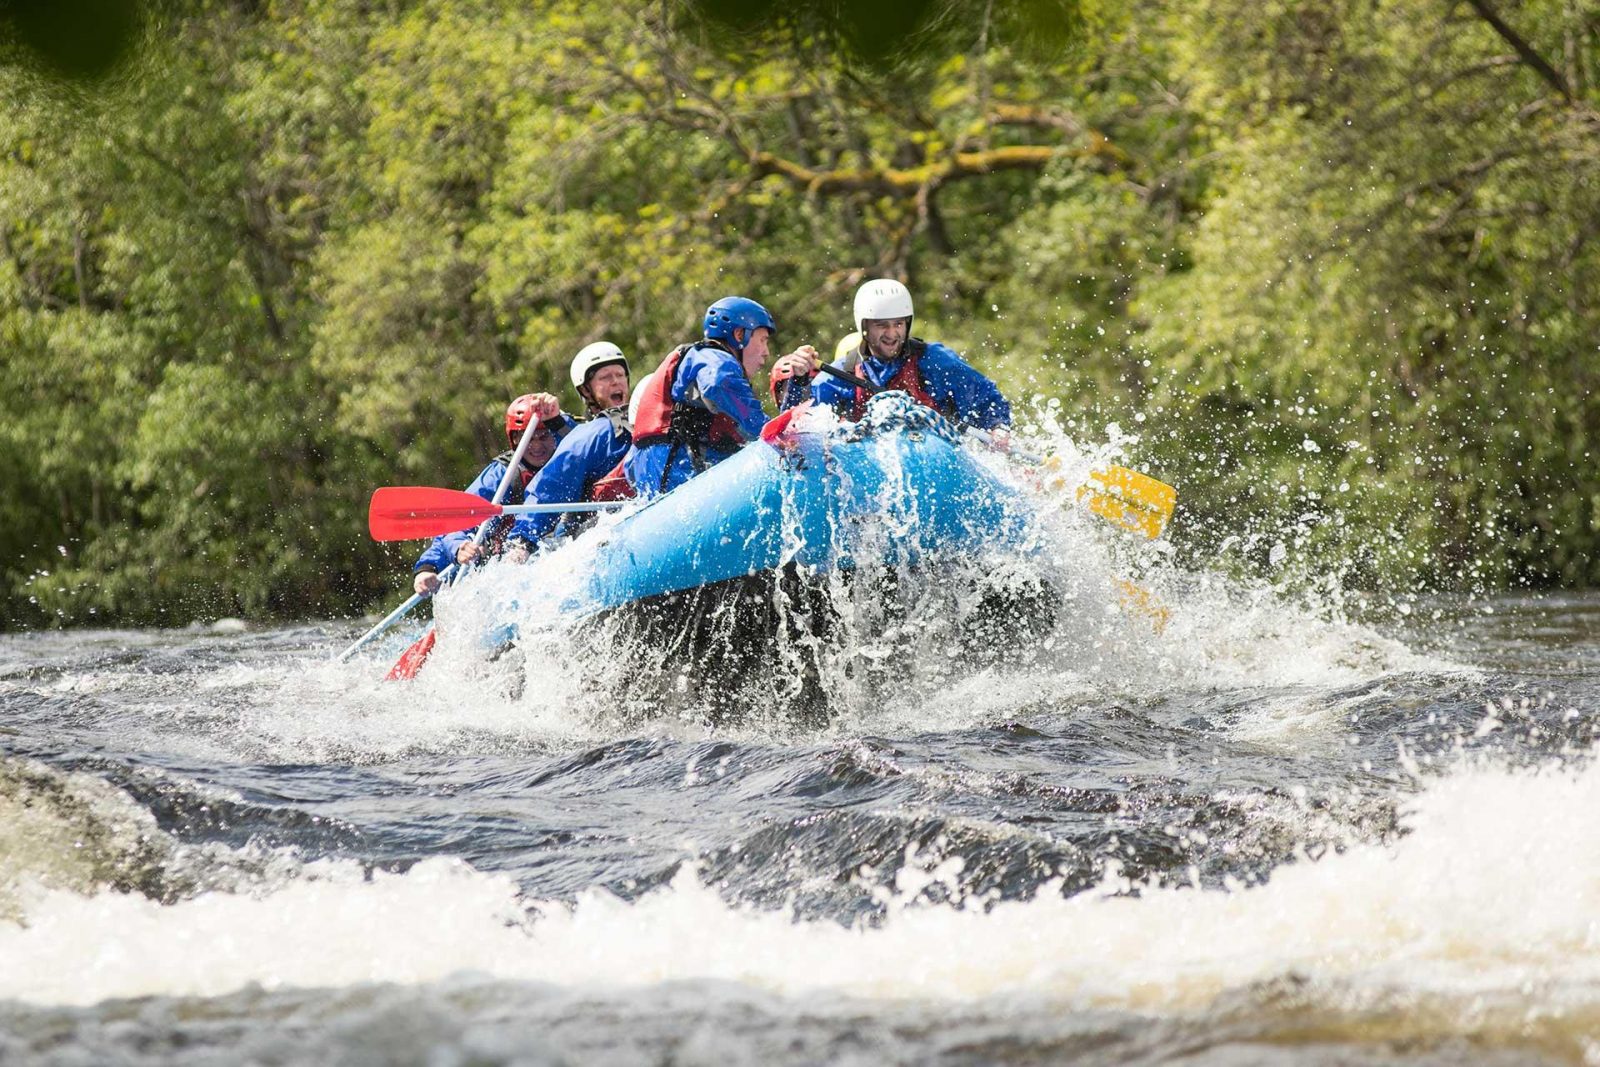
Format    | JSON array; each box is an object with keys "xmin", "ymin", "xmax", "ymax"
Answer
[
  {"xmin": 410, "ymin": 393, "xmax": 573, "ymax": 594},
  {"xmin": 770, "ymin": 278, "xmax": 1011, "ymax": 433}
]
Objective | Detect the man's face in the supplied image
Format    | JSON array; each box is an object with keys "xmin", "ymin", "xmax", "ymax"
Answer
[
  {"xmin": 584, "ymin": 364, "xmax": 630, "ymax": 410},
  {"xmin": 863, "ymin": 317, "xmax": 909, "ymax": 360},
  {"xmin": 519, "ymin": 424, "xmax": 558, "ymax": 469},
  {"xmin": 739, "ymin": 326, "xmax": 772, "ymax": 377}
]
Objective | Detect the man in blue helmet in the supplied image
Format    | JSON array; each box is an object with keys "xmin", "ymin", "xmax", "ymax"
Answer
[
  {"xmin": 771, "ymin": 278, "xmax": 1011, "ymax": 432},
  {"xmin": 626, "ymin": 296, "xmax": 818, "ymax": 496}
]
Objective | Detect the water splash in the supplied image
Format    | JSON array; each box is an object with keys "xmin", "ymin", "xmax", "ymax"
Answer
[{"xmin": 381, "ymin": 413, "xmax": 1454, "ymax": 737}]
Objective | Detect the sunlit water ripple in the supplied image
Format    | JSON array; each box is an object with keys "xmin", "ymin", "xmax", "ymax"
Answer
[{"xmin": 1, "ymin": 591, "xmax": 1597, "ymax": 1065}]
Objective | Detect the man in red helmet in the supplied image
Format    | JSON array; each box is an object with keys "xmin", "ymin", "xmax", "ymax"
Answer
[{"xmin": 411, "ymin": 392, "xmax": 571, "ymax": 595}]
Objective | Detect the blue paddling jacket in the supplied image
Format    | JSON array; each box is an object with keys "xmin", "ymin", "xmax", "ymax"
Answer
[
  {"xmin": 780, "ymin": 339, "xmax": 1011, "ymax": 430},
  {"xmin": 625, "ymin": 341, "xmax": 770, "ymax": 497},
  {"xmin": 507, "ymin": 409, "xmax": 633, "ymax": 545}
]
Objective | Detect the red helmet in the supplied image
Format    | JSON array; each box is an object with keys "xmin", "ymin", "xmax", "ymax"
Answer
[{"xmin": 505, "ymin": 394, "xmax": 541, "ymax": 444}]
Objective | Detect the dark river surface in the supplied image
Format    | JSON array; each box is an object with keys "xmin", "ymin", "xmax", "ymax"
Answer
[{"xmin": 2, "ymin": 578, "xmax": 1598, "ymax": 1064}]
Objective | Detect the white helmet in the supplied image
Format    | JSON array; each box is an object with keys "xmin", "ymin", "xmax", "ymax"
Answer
[
  {"xmin": 569, "ymin": 341, "xmax": 629, "ymax": 393},
  {"xmin": 628, "ymin": 371, "xmax": 654, "ymax": 427},
  {"xmin": 853, "ymin": 278, "xmax": 914, "ymax": 333}
]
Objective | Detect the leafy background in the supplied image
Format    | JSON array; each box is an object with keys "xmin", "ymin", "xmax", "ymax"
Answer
[{"xmin": 3, "ymin": 0, "xmax": 1597, "ymax": 627}]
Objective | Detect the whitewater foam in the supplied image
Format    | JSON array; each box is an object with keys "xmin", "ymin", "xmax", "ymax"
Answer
[{"xmin": 3, "ymin": 755, "xmax": 1596, "ymax": 1013}]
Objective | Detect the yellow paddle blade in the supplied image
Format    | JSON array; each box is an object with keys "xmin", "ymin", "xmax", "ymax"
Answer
[
  {"xmin": 1114, "ymin": 577, "xmax": 1171, "ymax": 635},
  {"xmin": 1077, "ymin": 465, "xmax": 1176, "ymax": 540}
]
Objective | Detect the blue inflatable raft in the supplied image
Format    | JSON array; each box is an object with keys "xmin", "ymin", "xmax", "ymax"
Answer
[
  {"xmin": 438, "ymin": 393, "xmax": 1052, "ymax": 720},
  {"xmin": 441, "ymin": 391, "xmax": 1045, "ymax": 680},
  {"xmin": 571, "ymin": 393, "xmax": 1034, "ymax": 616}
]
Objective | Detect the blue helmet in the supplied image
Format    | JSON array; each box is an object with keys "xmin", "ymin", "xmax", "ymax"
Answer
[{"xmin": 703, "ymin": 296, "xmax": 775, "ymax": 352}]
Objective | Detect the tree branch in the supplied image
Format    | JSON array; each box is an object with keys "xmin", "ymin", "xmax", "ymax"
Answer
[
  {"xmin": 750, "ymin": 144, "xmax": 1060, "ymax": 196},
  {"xmin": 987, "ymin": 104, "xmax": 1138, "ymax": 170},
  {"xmin": 987, "ymin": 102, "xmax": 1085, "ymax": 136},
  {"xmin": 1460, "ymin": 0, "xmax": 1573, "ymax": 101}
]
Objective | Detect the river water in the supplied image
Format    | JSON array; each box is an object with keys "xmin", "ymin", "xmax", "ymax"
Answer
[{"xmin": 2, "ymin": 574, "xmax": 1598, "ymax": 1063}]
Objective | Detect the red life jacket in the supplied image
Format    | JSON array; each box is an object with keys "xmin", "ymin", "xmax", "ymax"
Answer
[
  {"xmin": 588, "ymin": 461, "xmax": 635, "ymax": 501},
  {"xmin": 849, "ymin": 340, "xmax": 951, "ymax": 420},
  {"xmin": 582, "ymin": 407, "xmax": 636, "ymax": 502},
  {"xmin": 632, "ymin": 342, "xmax": 744, "ymax": 460}
]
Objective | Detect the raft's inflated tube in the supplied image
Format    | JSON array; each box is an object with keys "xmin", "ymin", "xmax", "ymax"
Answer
[
  {"xmin": 470, "ymin": 393, "xmax": 1034, "ymax": 646},
  {"xmin": 576, "ymin": 394, "xmax": 1031, "ymax": 614}
]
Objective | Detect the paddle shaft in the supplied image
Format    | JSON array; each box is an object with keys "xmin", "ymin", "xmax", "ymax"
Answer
[
  {"xmin": 336, "ymin": 581, "xmax": 446, "ymax": 662},
  {"xmin": 481, "ymin": 500, "xmax": 623, "ymax": 515},
  {"xmin": 470, "ymin": 410, "xmax": 547, "ymax": 547}
]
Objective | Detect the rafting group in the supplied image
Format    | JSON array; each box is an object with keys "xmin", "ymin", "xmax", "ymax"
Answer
[{"xmin": 407, "ymin": 278, "xmax": 1015, "ymax": 600}]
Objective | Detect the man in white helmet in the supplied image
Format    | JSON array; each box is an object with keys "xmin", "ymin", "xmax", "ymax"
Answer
[
  {"xmin": 770, "ymin": 278, "xmax": 1011, "ymax": 431},
  {"xmin": 507, "ymin": 342, "xmax": 636, "ymax": 548},
  {"xmin": 571, "ymin": 341, "xmax": 632, "ymax": 414}
]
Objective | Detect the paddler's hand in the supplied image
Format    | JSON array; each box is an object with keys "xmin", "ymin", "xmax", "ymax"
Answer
[
  {"xmin": 455, "ymin": 542, "xmax": 482, "ymax": 566},
  {"xmin": 527, "ymin": 392, "xmax": 562, "ymax": 423},
  {"xmin": 413, "ymin": 571, "xmax": 442, "ymax": 596},
  {"xmin": 771, "ymin": 346, "xmax": 820, "ymax": 382}
]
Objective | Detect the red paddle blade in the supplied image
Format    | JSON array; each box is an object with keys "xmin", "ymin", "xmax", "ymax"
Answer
[
  {"xmin": 385, "ymin": 628, "xmax": 437, "ymax": 681},
  {"xmin": 368, "ymin": 486, "xmax": 506, "ymax": 541},
  {"xmin": 759, "ymin": 402, "xmax": 804, "ymax": 447}
]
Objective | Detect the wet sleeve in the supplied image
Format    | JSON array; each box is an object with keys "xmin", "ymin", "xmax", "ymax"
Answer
[
  {"xmin": 921, "ymin": 344, "xmax": 1011, "ymax": 430},
  {"xmin": 504, "ymin": 515, "xmax": 544, "ymax": 547},
  {"xmin": 466, "ymin": 460, "xmax": 513, "ymax": 502},
  {"xmin": 438, "ymin": 529, "xmax": 475, "ymax": 562},
  {"xmin": 414, "ymin": 535, "xmax": 454, "ymax": 574},
  {"xmin": 808, "ymin": 373, "xmax": 857, "ymax": 415},
  {"xmin": 511, "ymin": 426, "xmax": 596, "ymax": 544},
  {"xmin": 690, "ymin": 353, "xmax": 770, "ymax": 441}
]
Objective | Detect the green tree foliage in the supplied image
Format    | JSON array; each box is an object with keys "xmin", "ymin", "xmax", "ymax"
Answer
[
  {"xmin": 1140, "ymin": 0, "xmax": 1600, "ymax": 588},
  {"xmin": 1, "ymin": 0, "xmax": 1597, "ymax": 627}
]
